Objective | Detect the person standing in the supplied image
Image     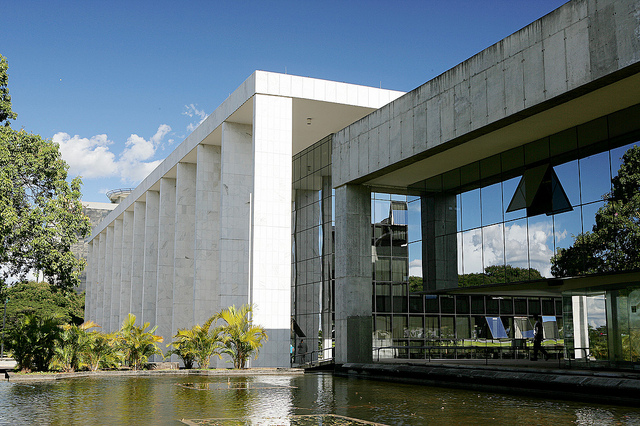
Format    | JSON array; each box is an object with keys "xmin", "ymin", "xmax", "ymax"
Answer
[
  {"xmin": 532, "ymin": 314, "xmax": 549, "ymax": 361},
  {"xmin": 297, "ymin": 339, "xmax": 308, "ymax": 364}
]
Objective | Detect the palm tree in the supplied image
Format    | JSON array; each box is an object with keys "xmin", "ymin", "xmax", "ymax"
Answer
[
  {"xmin": 213, "ymin": 304, "xmax": 268, "ymax": 369},
  {"xmin": 53, "ymin": 320, "xmax": 98, "ymax": 372},
  {"xmin": 8, "ymin": 313, "xmax": 62, "ymax": 372},
  {"xmin": 166, "ymin": 316, "xmax": 223, "ymax": 369},
  {"xmin": 116, "ymin": 313, "xmax": 163, "ymax": 370},
  {"xmin": 85, "ymin": 329, "xmax": 118, "ymax": 371}
]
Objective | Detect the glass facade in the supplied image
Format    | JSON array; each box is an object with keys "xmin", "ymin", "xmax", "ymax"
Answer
[
  {"xmin": 293, "ymin": 104, "xmax": 640, "ymax": 367},
  {"xmin": 291, "ymin": 136, "xmax": 334, "ymax": 363}
]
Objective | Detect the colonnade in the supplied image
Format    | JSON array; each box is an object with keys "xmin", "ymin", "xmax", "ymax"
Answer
[{"xmin": 85, "ymin": 94, "xmax": 293, "ymax": 367}]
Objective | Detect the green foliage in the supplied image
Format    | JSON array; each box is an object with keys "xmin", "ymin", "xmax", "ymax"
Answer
[
  {"xmin": 458, "ymin": 265, "xmax": 543, "ymax": 287},
  {"xmin": 52, "ymin": 321, "xmax": 98, "ymax": 372},
  {"xmin": 166, "ymin": 316, "xmax": 222, "ymax": 369},
  {"xmin": 8, "ymin": 313, "xmax": 62, "ymax": 372},
  {"xmin": 213, "ymin": 304, "xmax": 268, "ymax": 369},
  {"xmin": 0, "ymin": 55, "xmax": 17, "ymax": 126},
  {"xmin": 116, "ymin": 313, "xmax": 163, "ymax": 370},
  {"xmin": 408, "ymin": 276, "xmax": 423, "ymax": 292},
  {"xmin": 0, "ymin": 54, "xmax": 90, "ymax": 290},
  {"xmin": 551, "ymin": 145, "xmax": 640, "ymax": 277},
  {"xmin": 1, "ymin": 281, "xmax": 84, "ymax": 339}
]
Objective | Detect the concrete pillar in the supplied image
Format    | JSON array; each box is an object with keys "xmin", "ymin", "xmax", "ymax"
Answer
[
  {"xmin": 156, "ymin": 178, "xmax": 176, "ymax": 346},
  {"xmin": 111, "ymin": 218, "xmax": 123, "ymax": 331},
  {"xmin": 250, "ymin": 94, "xmax": 292, "ymax": 367},
  {"xmin": 220, "ymin": 121, "xmax": 252, "ymax": 311},
  {"xmin": 96, "ymin": 232, "xmax": 105, "ymax": 328},
  {"xmin": 103, "ymin": 225, "xmax": 114, "ymax": 332},
  {"xmin": 85, "ymin": 240, "xmax": 94, "ymax": 321},
  {"xmin": 142, "ymin": 191, "xmax": 160, "ymax": 327},
  {"xmin": 120, "ymin": 210, "xmax": 134, "ymax": 322},
  {"xmin": 172, "ymin": 163, "xmax": 196, "ymax": 339},
  {"xmin": 194, "ymin": 144, "xmax": 221, "ymax": 325},
  {"xmin": 421, "ymin": 194, "xmax": 458, "ymax": 291},
  {"xmin": 131, "ymin": 201, "xmax": 146, "ymax": 319},
  {"xmin": 335, "ymin": 184, "xmax": 372, "ymax": 364}
]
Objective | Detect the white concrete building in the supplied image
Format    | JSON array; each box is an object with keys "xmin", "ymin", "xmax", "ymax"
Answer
[{"xmin": 84, "ymin": 71, "xmax": 403, "ymax": 367}]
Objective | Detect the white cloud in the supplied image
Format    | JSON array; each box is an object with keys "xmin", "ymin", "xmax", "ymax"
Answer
[
  {"xmin": 53, "ymin": 133, "xmax": 118, "ymax": 178},
  {"xmin": 409, "ymin": 259, "xmax": 422, "ymax": 277},
  {"xmin": 54, "ymin": 124, "xmax": 172, "ymax": 185},
  {"xmin": 460, "ymin": 221, "xmax": 555, "ymax": 277},
  {"xmin": 183, "ymin": 104, "xmax": 207, "ymax": 132}
]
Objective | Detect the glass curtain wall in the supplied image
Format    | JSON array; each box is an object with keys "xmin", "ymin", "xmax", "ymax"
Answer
[{"xmin": 291, "ymin": 136, "xmax": 334, "ymax": 364}]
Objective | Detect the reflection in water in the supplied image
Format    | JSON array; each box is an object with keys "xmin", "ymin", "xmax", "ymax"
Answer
[{"xmin": 1, "ymin": 373, "xmax": 640, "ymax": 425}]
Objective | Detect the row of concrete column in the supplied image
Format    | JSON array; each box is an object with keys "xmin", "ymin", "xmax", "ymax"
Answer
[{"xmin": 85, "ymin": 94, "xmax": 293, "ymax": 367}]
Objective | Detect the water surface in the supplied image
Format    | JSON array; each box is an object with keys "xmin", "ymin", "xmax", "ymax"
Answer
[{"xmin": 1, "ymin": 373, "xmax": 639, "ymax": 425}]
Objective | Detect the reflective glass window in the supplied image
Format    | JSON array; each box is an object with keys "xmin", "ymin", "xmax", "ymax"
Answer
[
  {"xmin": 514, "ymin": 298, "xmax": 527, "ymax": 315},
  {"xmin": 471, "ymin": 296, "xmax": 484, "ymax": 314},
  {"xmin": 504, "ymin": 218, "xmax": 529, "ymax": 274},
  {"xmin": 425, "ymin": 316, "xmax": 439, "ymax": 339},
  {"xmin": 461, "ymin": 228, "xmax": 482, "ymax": 275},
  {"xmin": 456, "ymin": 296, "xmax": 469, "ymax": 314},
  {"xmin": 500, "ymin": 297, "xmax": 513, "ymax": 314},
  {"xmin": 579, "ymin": 151, "xmax": 611, "ymax": 204},
  {"xmin": 527, "ymin": 215, "xmax": 554, "ymax": 278},
  {"xmin": 581, "ymin": 201, "xmax": 604, "ymax": 235},
  {"xmin": 486, "ymin": 297, "xmax": 499, "ymax": 315},
  {"xmin": 407, "ymin": 200, "xmax": 422, "ymax": 243},
  {"xmin": 554, "ymin": 208, "xmax": 582, "ymax": 252},
  {"xmin": 441, "ymin": 296, "xmax": 455, "ymax": 314},
  {"xmin": 441, "ymin": 316, "xmax": 455, "ymax": 340},
  {"xmin": 456, "ymin": 317, "xmax": 471, "ymax": 339},
  {"xmin": 408, "ymin": 316, "xmax": 424, "ymax": 339},
  {"xmin": 375, "ymin": 283, "xmax": 391, "ymax": 312},
  {"xmin": 481, "ymin": 182, "xmax": 503, "ymax": 226},
  {"xmin": 425, "ymin": 296, "xmax": 439, "ymax": 313},
  {"xmin": 554, "ymin": 160, "xmax": 580, "ymax": 207},
  {"xmin": 482, "ymin": 223, "xmax": 505, "ymax": 279},
  {"xmin": 503, "ymin": 177, "xmax": 526, "ymax": 221},
  {"xmin": 460, "ymin": 188, "xmax": 481, "ymax": 230},
  {"xmin": 393, "ymin": 315, "xmax": 407, "ymax": 339},
  {"xmin": 528, "ymin": 298, "xmax": 541, "ymax": 315},
  {"xmin": 392, "ymin": 283, "xmax": 407, "ymax": 313}
]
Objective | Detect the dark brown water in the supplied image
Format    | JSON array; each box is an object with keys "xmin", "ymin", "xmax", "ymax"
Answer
[{"xmin": 1, "ymin": 373, "xmax": 640, "ymax": 425}]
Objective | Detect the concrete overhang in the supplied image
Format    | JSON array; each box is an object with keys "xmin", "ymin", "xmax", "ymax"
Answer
[
  {"xmin": 90, "ymin": 71, "xmax": 404, "ymax": 240},
  {"xmin": 360, "ymin": 67, "xmax": 640, "ymax": 192}
]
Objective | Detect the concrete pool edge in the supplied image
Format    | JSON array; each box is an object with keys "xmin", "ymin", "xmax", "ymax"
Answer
[
  {"xmin": 334, "ymin": 363, "xmax": 640, "ymax": 406},
  {"xmin": 5, "ymin": 367, "xmax": 304, "ymax": 383}
]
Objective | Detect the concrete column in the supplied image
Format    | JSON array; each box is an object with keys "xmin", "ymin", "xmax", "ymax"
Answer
[
  {"xmin": 103, "ymin": 225, "xmax": 114, "ymax": 332},
  {"xmin": 421, "ymin": 194, "xmax": 458, "ymax": 291},
  {"xmin": 251, "ymin": 94, "xmax": 293, "ymax": 367},
  {"xmin": 194, "ymin": 144, "xmax": 221, "ymax": 326},
  {"xmin": 156, "ymin": 178, "xmax": 176, "ymax": 346},
  {"xmin": 172, "ymin": 163, "xmax": 196, "ymax": 340},
  {"xmin": 85, "ymin": 240, "xmax": 94, "ymax": 321},
  {"xmin": 120, "ymin": 210, "xmax": 134, "ymax": 321},
  {"xmin": 96, "ymin": 232, "xmax": 105, "ymax": 327},
  {"xmin": 142, "ymin": 191, "xmax": 160, "ymax": 327},
  {"xmin": 220, "ymin": 121, "xmax": 252, "ymax": 311},
  {"xmin": 110, "ymin": 218, "xmax": 123, "ymax": 331},
  {"xmin": 131, "ymin": 201, "xmax": 146, "ymax": 319},
  {"xmin": 335, "ymin": 184, "xmax": 372, "ymax": 364}
]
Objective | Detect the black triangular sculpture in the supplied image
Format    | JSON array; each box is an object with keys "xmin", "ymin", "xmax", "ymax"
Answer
[{"xmin": 506, "ymin": 164, "xmax": 573, "ymax": 217}]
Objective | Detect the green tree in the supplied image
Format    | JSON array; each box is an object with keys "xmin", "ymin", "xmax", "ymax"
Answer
[
  {"xmin": 458, "ymin": 265, "xmax": 543, "ymax": 287},
  {"xmin": 85, "ymin": 330, "xmax": 119, "ymax": 371},
  {"xmin": 213, "ymin": 304, "xmax": 268, "ymax": 369},
  {"xmin": 52, "ymin": 321, "xmax": 98, "ymax": 372},
  {"xmin": 116, "ymin": 313, "xmax": 163, "ymax": 370},
  {"xmin": 1, "ymin": 281, "xmax": 84, "ymax": 340},
  {"xmin": 551, "ymin": 145, "xmax": 640, "ymax": 277},
  {"xmin": 8, "ymin": 313, "xmax": 62, "ymax": 372},
  {"xmin": 166, "ymin": 316, "xmax": 222, "ymax": 369},
  {"xmin": 0, "ymin": 55, "xmax": 17, "ymax": 126},
  {"xmin": 0, "ymin": 54, "xmax": 90, "ymax": 291}
]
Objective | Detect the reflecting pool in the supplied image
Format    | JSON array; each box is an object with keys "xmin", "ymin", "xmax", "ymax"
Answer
[{"xmin": 1, "ymin": 373, "xmax": 640, "ymax": 425}]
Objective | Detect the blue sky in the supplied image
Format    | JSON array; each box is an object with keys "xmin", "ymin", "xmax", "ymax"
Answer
[{"xmin": 3, "ymin": 0, "xmax": 567, "ymax": 202}]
